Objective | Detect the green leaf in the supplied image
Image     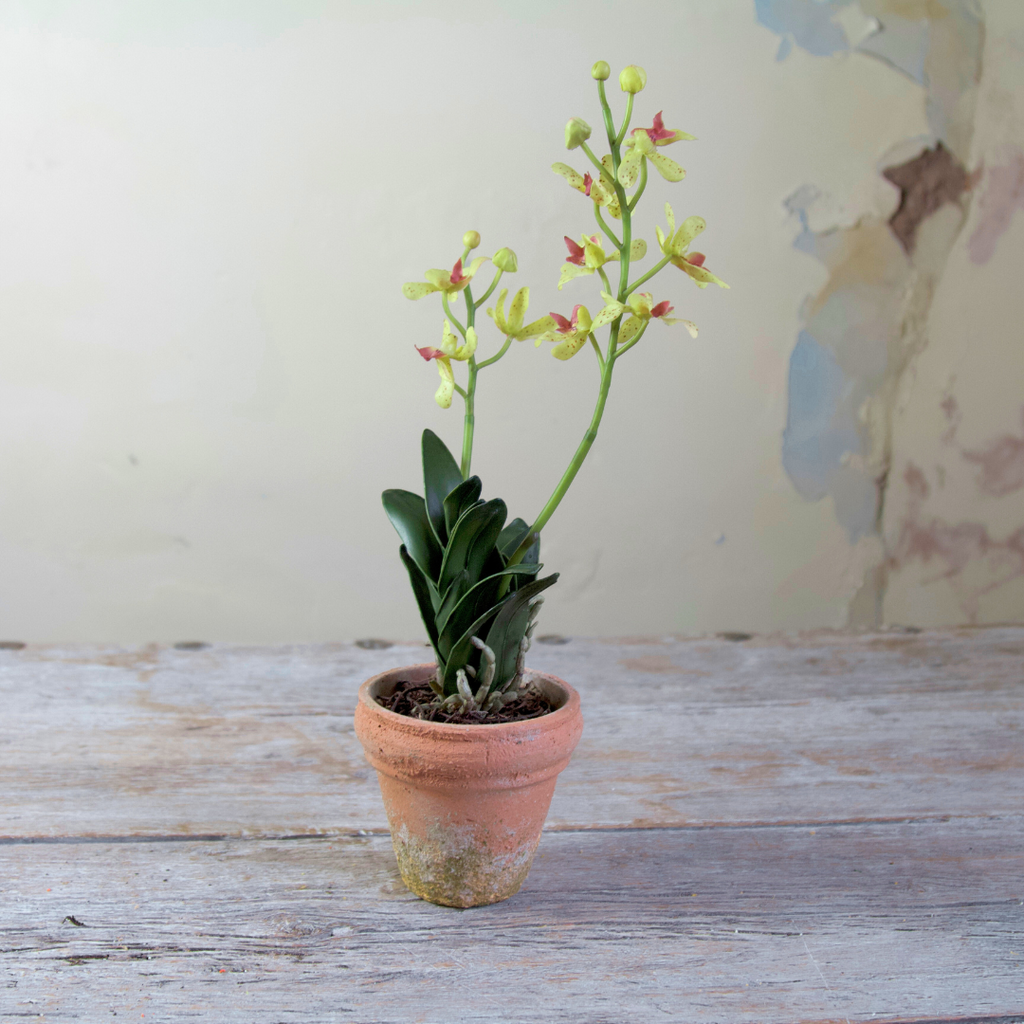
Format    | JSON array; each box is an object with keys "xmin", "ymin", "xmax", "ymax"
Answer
[
  {"xmin": 422, "ymin": 429, "xmax": 463, "ymax": 546},
  {"xmin": 443, "ymin": 476, "xmax": 482, "ymax": 539},
  {"xmin": 398, "ymin": 545, "xmax": 441, "ymax": 661},
  {"xmin": 382, "ymin": 489, "xmax": 441, "ymax": 582},
  {"xmin": 497, "ymin": 518, "xmax": 531, "ymax": 559},
  {"xmin": 442, "ymin": 572, "xmax": 558, "ymax": 693},
  {"xmin": 438, "ymin": 497, "xmax": 506, "ymax": 596},
  {"xmin": 436, "ymin": 564, "xmax": 543, "ymax": 660},
  {"xmin": 434, "ymin": 568, "xmax": 471, "ymax": 642},
  {"xmin": 484, "ymin": 573, "xmax": 559, "ymax": 691}
]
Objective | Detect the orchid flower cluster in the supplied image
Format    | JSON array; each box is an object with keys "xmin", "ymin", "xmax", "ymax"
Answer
[{"xmin": 384, "ymin": 62, "xmax": 727, "ymax": 717}]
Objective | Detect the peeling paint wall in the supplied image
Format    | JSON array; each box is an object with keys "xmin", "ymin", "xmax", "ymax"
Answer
[
  {"xmin": 762, "ymin": 0, "xmax": 1023, "ymax": 628},
  {"xmin": 0, "ymin": 1, "xmax": 1019, "ymax": 640}
]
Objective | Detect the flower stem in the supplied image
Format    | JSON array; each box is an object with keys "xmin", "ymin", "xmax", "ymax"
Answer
[
  {"xmin": 597, "ymin": 80, "xmax": 616, "ymax": 148},
  {"xmin": 614, "ymin": 93, "xmax": 634, "ymax": 147},
  {"xmin": 441, "ymin": 294, "xmax": 467, "ymax": 338},
  {"xmin": 628, "ymin": 158, "xmax": 648, "ymax": 212},
  {"xmin": 461, "ymin": 359, "xmax": 477, "ymax": 478},
  {"xmin": 476, "ymin": 334, "xmax": 512, "ymax": 369},
  {"xmin": 594, "ymin": 206, "xmax": 621, "ymax": 251},
  {"xmin": 626, "ymin": 254, "xmax": 672, "ymax": 295},
  {"xmin": 612, "ymin": 320, "xmax": 648, "ymax": 360},
  {"xmin": 473, "ymin": 269, "xmax": 503, "ymax": 310}
]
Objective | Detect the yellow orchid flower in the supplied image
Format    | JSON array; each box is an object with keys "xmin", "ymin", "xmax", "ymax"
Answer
[
  {"xmin": 551, "ymin": 162, "xmax": 621, "ymax": 219},
  {"xmin": 656, "ymin": 204, "xmax": 729, "ymax": 290},
  {"xmin": 618, "ymin": 112, "xmax": 694, "ymax": 188},
  {"xmin": 415, "ymin": 322, "xmax": 478, "ymax": 408},
  {"xmin": 618, "ymin": 292, "xmax": 698, "ymax": 346},
  {"xmin": 486, "ymin": 288, "xmax": 557, "ymax": 341},
  {"xmin": 535, "ymin": 301, "xmax": 626, "ymax": 360},
  {"xmin": 402, "ymin": 256, "xmax": 490, "ymax": 301},
  {"xmin": 558, "ymin": 233, "xmax": 647, "ymax": 290}
]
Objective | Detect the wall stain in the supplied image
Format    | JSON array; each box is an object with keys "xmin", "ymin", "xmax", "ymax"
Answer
[
  {"xmin": 889, "ymin": 462, "xmax": 1024, "ymax": 621},
  {"xmin": 882, "ymin": 142, "xmax": 969, "ymax": 253},
  {"xmin": 967, "ymin": 148, "xmax": 1024, "ymax": 264},
  {"xmin": 762, "ymin": 1, "xmax": 986, "ymax": 626},
  {"xmin": 962, "ymin": 407, "xmax": 1024, "ymax": 498}
]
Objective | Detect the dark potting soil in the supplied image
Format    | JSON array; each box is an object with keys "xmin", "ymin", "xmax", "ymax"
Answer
[{"xmin": 378, "ymin": 678, "xmax": 555, "ymax": 725}]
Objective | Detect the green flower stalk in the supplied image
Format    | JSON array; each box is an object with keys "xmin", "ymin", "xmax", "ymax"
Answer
[{"xmin": 388, "ymin": 63, "xmax": 728, "ymax": 715}]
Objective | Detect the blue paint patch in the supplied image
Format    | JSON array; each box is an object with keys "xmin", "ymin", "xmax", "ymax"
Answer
[
  {"xmin": 755, "ymin": 0, "xmax": 851, "ymax": 59},
  {"xmin": 782, "ymin": 332, "xmax": 861, "ymax": 502}
]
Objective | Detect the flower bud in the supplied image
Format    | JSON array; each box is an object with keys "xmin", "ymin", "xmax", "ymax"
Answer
[
  {"xmin": 591, "ymin": 60, "xmax": 610, "ymax": 81},
  {"xmin": 492, "ymin": 247, "xmax": 518, "ymax": 273},
  {"xmin": 619, "ymin": 65, "xmax": 647, "ymax": 94},
  {"xmin": 462, "ymin": 230, "xmax": 481, "ymax": 250},
  {"xmin": 564, "ymin": 117, "xmax": 592, "ymax": 150}
]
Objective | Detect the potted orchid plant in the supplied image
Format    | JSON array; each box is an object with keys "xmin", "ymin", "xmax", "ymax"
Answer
[{"xmin": 354, "ymin": 61, "xmax": 727, "ymax": 908}]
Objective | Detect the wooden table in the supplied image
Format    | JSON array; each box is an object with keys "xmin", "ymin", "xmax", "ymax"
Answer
[{"xmin": 2, "ymin": 628, "xmax": 1022, "ymax": 1022}]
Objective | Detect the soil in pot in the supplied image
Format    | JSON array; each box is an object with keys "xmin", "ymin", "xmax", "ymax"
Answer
[{"xmin": 378, "ymin": 676, "xmax": 555, "ymax": 724}]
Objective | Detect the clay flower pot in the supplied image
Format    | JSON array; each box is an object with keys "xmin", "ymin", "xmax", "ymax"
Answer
[{"xmin": 354, "ymin": 663, "xmax": 583, "ymax": 908}]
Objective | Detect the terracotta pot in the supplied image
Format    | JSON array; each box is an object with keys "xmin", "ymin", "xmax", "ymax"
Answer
[{"xmin": 354, "ymin": 663, "xmax": 583, "ymax": 908}]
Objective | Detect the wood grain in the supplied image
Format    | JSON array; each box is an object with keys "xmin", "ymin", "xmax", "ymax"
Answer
[
  {"xmin": 2, "ymin": 818, "xmax": 1022, "ymax": 1022},
  {"xmin": 1, "ymin": 628, "xmax": 1022, "ymax": 838},
  {"xmin": 1, "ymin": 629, "xmax": 1022, "ymax": 1021}
]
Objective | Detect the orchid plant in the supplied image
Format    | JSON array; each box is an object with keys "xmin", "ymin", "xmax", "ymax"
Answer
[{"xmin": 384, "ymin": 62, "xmax": 727, "ymax": 717}]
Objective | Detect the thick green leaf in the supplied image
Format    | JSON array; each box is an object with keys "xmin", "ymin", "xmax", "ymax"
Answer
[
  {"xmin": 382, "ymin": 489, "xmax": 441, "ymax": 582},
  {"xmin": 483, "ymin": 572, "xmax": 559, "ymax": 691},
  {"xmin": 438, "ymin": 498, "xmax": 506, "ymax": 596},
  {"xmin": 443, "ymin": 476, "xmax": 482, "ymax": 539},
  {"xmin": 436, "ymin": 563, "xmax": 542, "ymax": 660},
  {"xmin": 398, "ymin": 545, "xmax": 441, "ymax": 660},
  {"xmin": 442, "ymin": 572, "xmax": 558, "ymax": 693},
  {"xmin": 434, "ymin": 568, "xmax": 471, "ymax": 642},
  {"xmin": 422, "ymin": 429, "xmax": 463, "ymax": 546},
  {"xmin": 498, "ymin": 518, "xmax": 531, "ymax": 559}
]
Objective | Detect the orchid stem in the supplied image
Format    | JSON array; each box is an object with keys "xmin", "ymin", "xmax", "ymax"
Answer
[
  {"xmin": 626, "ymin": 254, "xmax": 672, "ymax": 296},
  {"xmin": 594, "ymin": 207, "xmax": 621, "ymax": 251},
  {"xmin": 476, "ymin": 335, "xmax": 513, "ymax": 369},
  {"xmin": 612, "ymin": 321, "xmax": 648, "ymax": 360},
  {"xmin": 614, "ymin": 93, "xmax": 634, "ymax": 147},
  {"xmin": 474, "ymin": 269, "xmax": 503, "ymax": 310},
  {"xmin": 628, "ymin": 159, "xmax": 648, "ymax": 212},
  {"xmin": 442, "ymin": 294, "xmax": 467, "ymax": 339}
]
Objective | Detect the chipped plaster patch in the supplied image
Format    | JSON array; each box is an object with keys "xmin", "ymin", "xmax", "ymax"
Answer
[{"xmin": 967, "ymin": 148, "xmax": 1024, "ymax": 263}]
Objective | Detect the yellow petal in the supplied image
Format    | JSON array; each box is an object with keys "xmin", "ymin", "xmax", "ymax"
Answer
[
  {"xmin": 630, "ymin": 238, "xmax": 647, "ymax": 261},
  {"xmin": 617, "ymin": 148, "xmax": 643, "ymax": 188},
  {"xmin": 648, "ymin": 151, "xmax": 686, "ymax": 183},
  {"xmin": 520, "ymin": 314, "xmax": 558, "ymax": 339},
  {"xmin": 551, "ymin": 162, "xmax": 586, "ymax": 192},
  {"xmin": 487, "ymin": 288, "xmax": 509, "ymax": 334},
  {"xmin": 403, "ymin": 281, "xmax": 439, "ymax": 300},
  {"xmin": 618, "ymin": 315, "xmax": 644, "ymax": 346},
  {"xmin": 454, "ymin": 326, "xmax": 477, "ymax": 361},
  {"xmin": 435, "ymin": 358, "xmax": 454, "ymax": 408},
  {"xmin": 558, "ymin": 263, "xmax": 594, "ymax": 290},
  {"xmin": 591, "ymin": 302, "xmax": 625, "ymax": 329},
  {"xmin": 508, "ymin": 287, "xmax": 529, "ymax": 334},
  {"xmin": 674, "ymin": 216, "xmax": 706, "ymax": 250},
  {"xmin": 423, "ymin": 269, "xmax": 450, "ymax": 289},
  {"xmin": 676, "ymin": 259, "xmax": 729, "ymax": 289},
  {"xmin": 681, "ymin": 320, "xmax": 698, "ymax": 338},
  {"xmin": 551, "ymin": 332, "xmax": 589, "ymax": 360}
]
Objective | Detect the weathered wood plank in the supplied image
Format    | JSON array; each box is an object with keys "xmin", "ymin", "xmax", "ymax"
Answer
[
  {"xmin": 2, "ymin": 818, "xmax": 1022, "ymax": 1022},
  {"xmin": 1, "ymin": 630, "xmax": 1022, "ymax": 838}
]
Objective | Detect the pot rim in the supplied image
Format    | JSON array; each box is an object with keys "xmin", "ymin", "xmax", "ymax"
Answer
[{"xmin": 357, "ymin": 662, "xmax": 580, "ymax": 737}]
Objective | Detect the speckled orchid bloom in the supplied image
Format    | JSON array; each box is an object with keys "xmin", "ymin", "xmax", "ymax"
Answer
[
  {"xmin": 402, "ymin": 256, "xmax": 490, "ymax": 301},
  {"xmin": 535, "ymin": 300, "xmax": 625, "ymax": 360},
  {"xmin": 551, "ymin": 161, "xmax": 621, "ymax": 218},
  {"xmin": 618, "ymin": 112, "xmax": 693, "ymax": 188},
  {"xmin": 618, "ymin": 291, "xmax": 698, "ymax": 346},
  {"xmin": 486, "ymin": 287, "xmax": 557, "ymax": 341},
  {"xmin": 415, "ymin": 322, "xmax": 478, "ymax": 408},
  {"xmin": 656, "ymin": 203, "xmax": 729, "ymax": 289},
  {"xmin": 558, "ymin": 233, "xmax": 647, "ymax": 290}
]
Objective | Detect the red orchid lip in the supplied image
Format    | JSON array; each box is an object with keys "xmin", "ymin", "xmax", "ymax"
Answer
[
  {"xmin": 449, "ymin": 258, "xmax": 466, "ymax": 285},
  {"xmin": 415, "ymin": 345, "xmax": 445, "ymax": 361},
  {"xmin": 651, "ymin": 300, "xmax": 673, "ymax": 318},
  {"xmin": 563, "ymin": 235, "xmax": 587, "ymax": 267},
  {"xmin": 686, "ymin": 253, "xmax": 706, "ymax": 267}
]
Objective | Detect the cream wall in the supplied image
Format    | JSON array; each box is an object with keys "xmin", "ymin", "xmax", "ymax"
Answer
[{"xmin": 0, "ymin": 0, "xmax": 1019, "ymax": 642}]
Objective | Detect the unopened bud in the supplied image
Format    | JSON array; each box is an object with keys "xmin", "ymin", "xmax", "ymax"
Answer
[
  {"xmin": 492, "ymin": 247, "xmax": 518, "ymax": 273},
  {"xmin": 619, "ymin": 65, "xmax": 647, "ymax": 94},
  {"xmin": 564, "ymin": 117, "xmax": 592, "ymax": 150},
  {"xmin": 591, "ymin": 60, "xmax": 610, "ymax": 81},
  {"xmin": 462, "ymin": 230, "xmax": 481, "ymax": 250}
]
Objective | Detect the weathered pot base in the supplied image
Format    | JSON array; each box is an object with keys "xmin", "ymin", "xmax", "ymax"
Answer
[{"xmin": 354, "ymin": 665, "xmax": 583, "ymax": 908}]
